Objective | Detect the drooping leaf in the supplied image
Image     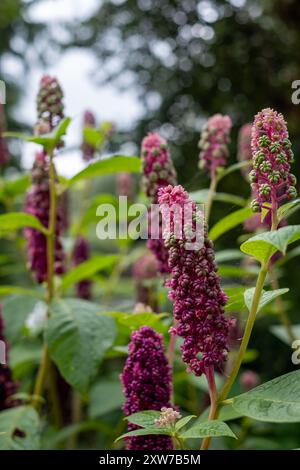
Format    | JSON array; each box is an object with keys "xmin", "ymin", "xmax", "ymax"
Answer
[
  {"xmin": 240, "ymin": 225, "xmax": 300, "ymax": 264},
  {"xmin": 68, "ymin": 155, "xmax": 141, "ymax": 186},
  {"xmin": 277, "ymin": 198, "xmax": 300, "ymax": 221},
  {"xmin": 180, "ymin": 420, "xmax": 236, "ymax": 439},
  {"xmin": 46, "ymin": 299, "xmax": 116, "ymax": 392},
  {"xmin": 244, "ymin": 288, "xmax": 289, "ymax": 313},
  {"xmin": 0, "ymin": 406, "xmax": 40, "ymax": 450},
  {"xmin": 209, "ymin": 207, "xmax": 253, "ymax": 241},
  {"xmin": 61, "ymin": 255, "xmax": 119, "ymax": 290},
  {"xmin": 0, "ymin": 213, "xmax": 48, "ymax": 235},
  {"xmin": 231, "ymin": 370, "xmax": 300, "ymax": 422}
]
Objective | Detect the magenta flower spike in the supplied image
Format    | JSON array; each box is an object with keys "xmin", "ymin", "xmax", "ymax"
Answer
[
  {"xmin": 0, "ymin": 313, "xmax": 19, "ymax": 410},
  {"xmin": 198, "ymin": 114, "xmax": 232, "ymax": 178},
  {"xmin": 81, "ymin": 110, "xmax": 96, "ymax": 161},
  {"xmin": 141, "ymin": 133, "xmax": 177, "ymax": 274},
  {"xmin": 0, "ymin": 104, "xmax": 9, "ymax": 166},
  {"xmin": 36, "ymin": 75, "xmax": 64, "ymax": 132},
  {"xmin": 250, "ymin": 108, "xmax": 297, "ymax": 220},
  {"xmin": 73, "ymin": 236, "xmax": 92, "ymax": 300},
  {"xmin": 237, "ymin": 123, "xmax": 252, "ymax": 179},
  {"xmin": 24, "ymin": 152, "xmax": 65, "ymax": 283},
  {"xmin": 116, "ymin": 172, "xmax": 134, "ymax": 200},
  {"xmin": 121, "ymin": 326, "xmax": 173, "ymax": 450},
  {"xmin": 158, "ymin": 185, "xmax": 230, "ymax": 377}
]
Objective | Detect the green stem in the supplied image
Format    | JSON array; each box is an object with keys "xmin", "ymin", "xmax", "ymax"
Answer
[{"xmin": 206, "ymin": 173, "xmax": 217, "ymax": 223}]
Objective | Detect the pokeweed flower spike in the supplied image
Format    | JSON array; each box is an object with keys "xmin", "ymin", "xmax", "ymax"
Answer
[
  {"xmin": 158, "ymin": 185, "xmax": 231, "ymax": 377},
  {"xmin": 81, "ymin": 110, "xmax": 96, "ymax": 161},
  {"xmin": 0, "ymin": 104, "xmax": 9, "ymax": 166},
  {"xmin": 35, "ymin": 75, "xmax": 64, "ymax": 134},
  {"xmin": 0, "ymin": 311, "xmax": 19, "ymax": 410},
  {"xmin": 73, "ymin": 236, "xmax": 92, "ymax": 300},
  {"xmin": 237, "ymin": 123, "xmax": 252, "ymax": 179},
  {"xmin": 24, "ymin": 152, "xmax": 65, "ymax": 283},
  {"xmin": 132, "ymin": 251, "xmax": 159, "ymax": 311},
  {"xmin": 121, "ymin": 326, "xmax": 173, "ymax": 450},
  {"xmin": 198, "ymin": 114, "xmax": 232, "ymax": 178},
  {"xmin": 141, "ymin": 133, "xmax": 177, "ymax": 274},
  {"xmin": 250, "ymin": 108, "xmax": 297, "ymax": 222}
]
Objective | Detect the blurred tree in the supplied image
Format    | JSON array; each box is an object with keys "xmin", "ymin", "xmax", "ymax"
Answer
[{"xmin": 66, "ymin": 0, "xmax": 300, "ymax": 186}]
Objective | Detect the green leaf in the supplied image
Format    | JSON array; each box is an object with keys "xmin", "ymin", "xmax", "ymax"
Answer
[
  {"xmin": 244, "ymin": 288, "xmax": 289, "ymax": 313},
  {"xmin": 231, "ymin": 370, "xmax": 300, "ymax": 422},
  {"xmin": 10, "ymin": 342, "xmax": 42, "ymax": 379},
  {"xmin": 270, "ymin": 324, "xmax": 300, "ymax": 346},
  {"xmin": 0, "ymin": 406, "xmax": 40, "ymax": 450},
  {"xmin": 0, "ymin": 174, "xmax": 30, "ymax": 201},
  {"xmin": 215, "ymin": 250, "xmax": 245, "ymax": 263},
  {"xmin": 0, "ymin": 286, "xmax": 43, "ymax": 299},
  {"xmin": 277, "ymin": 198, "xmax": 300, "ymax": 221},
  {"xmin": 61, "ymin": 255, "xmax": 118, "ymax": 290},
  {"xmin": 68, "ymin": 155, "xmax": 141, "ymax": 186},
  {"xmin": 125, "ymin": 411, "xmax": 161, "ymax": 428},
  {"xmin": 0, "ymin": 212, "xmax": 48, "ymax": 235},
  {"xmin": 180, "ymin": 420, "xmax": 236, "ymax": 439},
  {"xmin": 190, "ymin": 190, "xmax": 246, "ymax": 207},
  {"xmin": 83, "ymin": 127, "xmax": 105, "ymax": 149},
  {"xmin": 175, "ymin": 415, "xmax": 196, "ymax": 431},
  {"xmin": 1, "ymin": 296, "xmax": 40, "ymax": 343},
  {"xmin": 209, "ymin": 207, "xmax": 253, "ymax": 241},
  {"xmin": 216, "ymin": 160, "xmax": 251, "ymax": 182},
  {"xmin": 112, "ymin": 311, "xmax": 168, "ymax": 334},
  {"xmin": 240, "ymin": 225, "xmax": 300, "ymax": 264},
  {"xmin": 46, "ymin": 299, "xmax": 116, "ymax": 392},
  {"xmin": 224, "ymin": 287, "xmax": 246, "ymax": 312},
  {"xmin": 89, "ymin": 379, "xmax": 123, "ymax": 418},
  {"xmin": 116, "ymin": 428, "xmax": 170, "ymax": 442}
]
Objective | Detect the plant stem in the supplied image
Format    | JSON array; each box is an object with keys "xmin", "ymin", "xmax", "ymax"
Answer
[
  {"xmin": 32, "ymin": 154, "xmax": 60, "ymax": 416},
  {"xmin": 206, "ymin": 173, "xmax": 217, "ymax": 223}
]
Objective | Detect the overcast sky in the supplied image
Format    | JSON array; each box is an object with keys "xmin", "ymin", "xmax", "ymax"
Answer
[{"xmin": 13, "ymin": 0, "xmax": 142, "ymax": 177}]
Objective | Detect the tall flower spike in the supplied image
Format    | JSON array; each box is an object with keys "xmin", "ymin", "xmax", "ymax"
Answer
[
  {"xmin": 237, "ymin": 123, "xmax": 252, "ymax": 179},
  {"xmin": 121, "ymin": 326, "xmax": 173, "ymax": 450},
  {"xmin": 24, "ymin": 152, "xmax": 65, "ymax": 283},
  {"xmin": 158, "ymin": 185, "xmax": 230, "ymax": 376},
  {"xmin": 0, "ymin": 104, "xmax": 9, "ymax": 166},
  {"xmin": 132, "ymin": 251, "xmax": 159, "ymax": 310},
  {"xmin": 73, "ymin": 236, "xmax": 92, "ymax": 300},
  {"xmin": 198, "ymin": 114, "xmax": 232, "ymax": 177},
  {"xmin": 81, "ymin": 110, "xmax": 96, "ymax": 161},
  {"xmin": 250, "ymin": 108, "xmax": 297, "ymax": 217},
  {"xmin": 141, "ymin": 133, "xmax": 177, "ymax": 274},
  {"xmin": 36, "ymin": 75, "xmax": 64, "ymax": 133},
  {"xmin": 0, "ymin": 312, "xmax": 19, "ymax": 410}
]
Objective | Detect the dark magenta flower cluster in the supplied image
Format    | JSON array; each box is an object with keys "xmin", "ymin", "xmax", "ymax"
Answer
[
  {"xmin": 81, "ymin": 110, "xmax": 96, "ymax": 161},
  {"xmin": 141, "ymin": 133, "xmax": 177, "ymax": 274},
  {"xmin": 250, "ymin": 108, "xmax": 297, "ymax": 215},
  {"xmin": 36, "ymin": 75, "xmax": 64, "ymax": 132},
  {"xmin": 121, "ymin": 326, "xmax": 173, "ymax": 450},
  {"xmin": 0, "ymin": 313, "xmax": 18, "ymax": 411},
  {"xmin": 237, "ymin": 123, "xmax": 252, "ymax": 179},
  {"xmin": 73, "ymin": 236, "xmax": 92, "ymax": 300},
  {"xmin": 198, "ymin": 114, "xmax": 232, "ymax": 177},
  {"xmin": 24, "ymin": 152, "xmax": 65, "ymax": 283},
  {"xmin": 158, "ymin": 185, "xmax": 230, "ymax": 376}
]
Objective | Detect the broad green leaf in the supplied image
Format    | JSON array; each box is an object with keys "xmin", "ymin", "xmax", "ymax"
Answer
[
  {"xmin": 89, "ymin": 379, "xmax": 123, "ymax": 418},
  {"xmin": 175, "ymin": 415, "xmax": 196, "ymax": 431},
  {"xmin": 240, "ymin": 225, "xmax": 300, "ymax": 264},
  {"xmin": 53, "ymin": 116, "xmax": 71, "ymax": 143},
  {"xmin": 180, "ymin": 420, "xmax": 236, "ymax": 439},
  {"xmin": 10, "ymin": 342, "xmax": 42, "ymax": 379},
  {"xmin": 270, "ymin": 324, "xmax": 300, "ymax": 346},
  {"xmin": 0, "ymin": 406, "xmax": 40, "ymax": 450},
  {"xmin": 232, "ymin": 370, "xmax": 300, "ymax": 422},
  {"xmin": 224, "ymin": 287, "xmax": 246, "ymax": 312},
  {"xmin": 116, "ymin": 428, "xmax": 170, "ymax": 442},
  {"xmin": 209, "ymin": 207, "xmax": 253, "ymax": 241},
  {"xmin": 244, "ymin": 288, "xmax": 289, "ymax": 313},
  {"xmin": 125, "ymin": 411, "xmax": 161, "ymax": 428},
  {"xmin": 215, "ymin": 250, "xmax": 245, "ymax": 263},
  {"xmin": 0, "ymin": 174, "xmax": 30, "ymax": 201},
  {"xmin": 68, "ymin": 155, "xmax": 141, "ymax": 186},
  {"xmin": 46, "ymin": 299, "xmax": 116, "ymax": 392},
  {"xmin": 277, "ymin": 198, "xmax": 300, "ymax": 221},
  {"xmin": 190, "ymin": 190, "xmax": 246, "ymax": 207},
  {"xmin": 113, "ymin": 311, "xmax": 169, "ymax": 334},
  {"xmin": 2, "ymin": 296, "xmax": 40, "ymax": 343},
  {"xmin": 0, "ymin": 212, "xmax": 48, "ymax": 235},
  {"xmin": 61, "ymin": 255, "xmax": 118, "ymax": 290},
  {"xmin": 0, "ymin": 286, "xmax": 43, "ymax": 298},
  {"xmin": 216, "ymin": 160, "xmax": 251, "ymax": 182}
]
